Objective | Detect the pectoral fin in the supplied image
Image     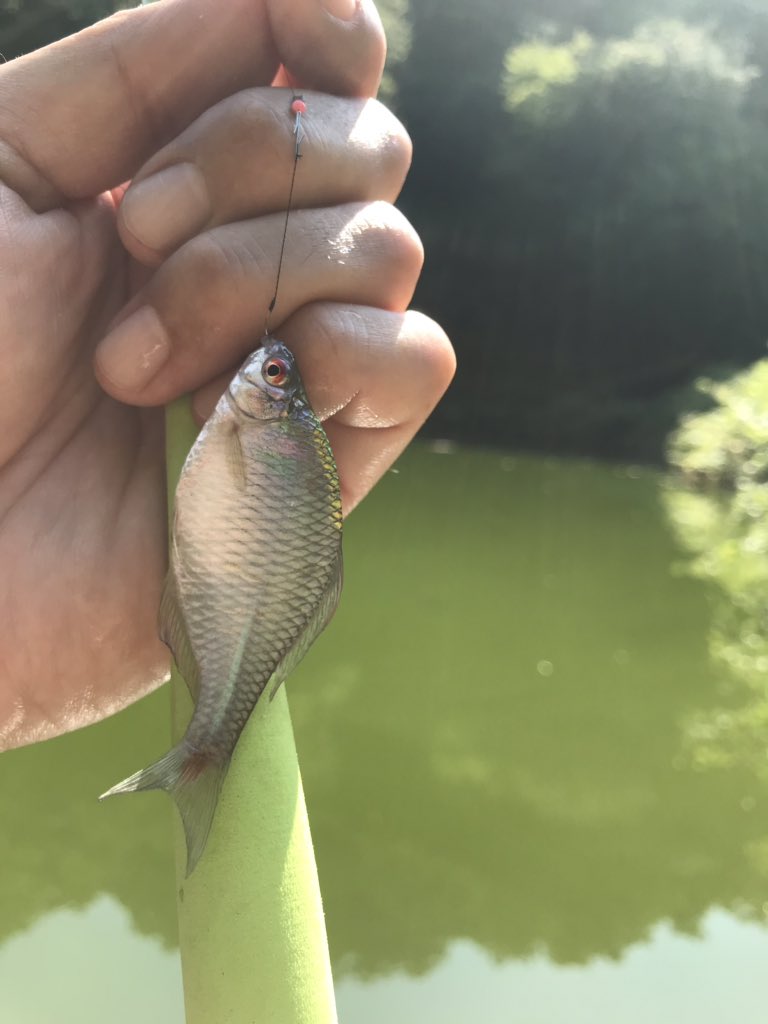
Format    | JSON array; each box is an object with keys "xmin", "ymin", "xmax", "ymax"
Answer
[
  {"xmin": 225, "ymin": 421, "xmax": 247, "ymax": 491},
  {"xmin": 159, "ymin": 570, "xmax": 201, "ymax": 700}
]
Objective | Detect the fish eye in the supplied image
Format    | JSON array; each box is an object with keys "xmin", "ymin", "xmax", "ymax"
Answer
[{"xmin": 262, "ymin": 357, "xmax": 289, "ymax": 388}]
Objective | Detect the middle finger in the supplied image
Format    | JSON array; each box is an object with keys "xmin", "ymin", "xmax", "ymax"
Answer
[
  {"xmin": 118, "ymin": 89, "xmax": 412, "ymax": 263},
  {"xmin": 95, "ymin": 200, "xmax": 424, "ymax": 403}
]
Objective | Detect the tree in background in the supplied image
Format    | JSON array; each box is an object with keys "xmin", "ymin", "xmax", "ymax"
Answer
[
  {"xmin": 0, "ymin": 0, "xmax": 119, "ymax": 57},
  {"xmin": 392, "ymin": 1, "xmax": 768, "ymax": 457},
  {"xmin": 7, "ymin": 0, "xmax": 768, "ymax": 460},
  {"xmin": 666, "ymin": 361, "xmax": 768, "ymax": 789}
]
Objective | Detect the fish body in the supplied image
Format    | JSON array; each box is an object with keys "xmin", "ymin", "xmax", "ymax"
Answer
[{"xmin": 101, "ymin": 340, "xmax": 343, "ymax": 874}]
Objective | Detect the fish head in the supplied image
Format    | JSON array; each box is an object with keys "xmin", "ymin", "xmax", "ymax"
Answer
[{"xmin": 228, "ymin": 340, "xmax": 307, "ymax": 421}]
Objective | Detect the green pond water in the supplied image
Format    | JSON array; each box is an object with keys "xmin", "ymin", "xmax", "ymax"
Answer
[{"xmin": 3, "ymin": 444, "xmax": 768, "ymax": 1023}]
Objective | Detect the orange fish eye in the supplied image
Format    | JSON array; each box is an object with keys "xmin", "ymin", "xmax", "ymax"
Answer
[{"xmin": 262, "ymin": 357, "xmax": 289, "ymax": 387}]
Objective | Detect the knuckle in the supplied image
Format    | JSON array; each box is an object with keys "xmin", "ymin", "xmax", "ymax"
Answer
[
  {"xmin": 366, "ymin": 201, "xmax": 424, "ymax": 282},
  {"xmin": 297, "ymin": 303, "xmax": 365, "ymax": 363},
  {"xmin": 107, "ymin": 25, "xmax": 175, "ymax": 148},
  {"xmin": 178, "ymin": 233, "xmax": 232, "ymax": 294},
  {"xmin": 344, "ymin": 201, "xmax": 423, "ymax": 305},
  {"xmin": 136, "ymin": 91, "xmax": 284, "ymax": 180},
  {"xmin": 366, "ymin": 100, "xmax": 413, "ymax": 187},
  {"xmin": 319, "ymin": 305, "xmax": 368, "ymax": 355},
  {"xmin": 164, "ymin": 230, "xmax": 268, "ymax": 348},
  {"xmin": 306, "ymin": 304, "xmax": 347, "ymax": 348},
  {"xmin": 182, "ymin": 230, "xmax": 260, "ymax": 289},
  {"xmin": 380, "ymin": 201, "xmax": 423, "ymax": 282},
  {"xmin": 227, "ymin": 90, "xmax": 287, "ymax": 145},
  {"xmin": 411, "ymin": 313, "xmax": 457, "ymax": 393}
]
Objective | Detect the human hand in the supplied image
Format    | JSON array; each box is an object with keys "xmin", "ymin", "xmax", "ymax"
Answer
[{"xmin": 0, "ymin": 0, "xmax": 454, "ymax": 750}]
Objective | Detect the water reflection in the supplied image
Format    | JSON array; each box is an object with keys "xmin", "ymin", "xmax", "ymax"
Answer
[
  {"xmin": 665, "ymin": 360, "xmax": 768, "ymax": 784},
  {"xmin": 336, "ymin": 911, "xmax": 768, "ymax": 1024},
  {"xmin": 0, "ymin": 687, "xmax": 178, "ymax": 949},
  {"xmin": 0, "ymin": 896, "xmax": 183, "ymax": 1024},
  {"xmin": 291, "ymin": 448, "xmax": 768, "ymax": 974},
  {"xmin": 3, "ymin": 447, "xmax": 768, "ymax": 1019}
]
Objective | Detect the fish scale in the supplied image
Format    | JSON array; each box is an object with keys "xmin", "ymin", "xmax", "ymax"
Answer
[{"xmin": 100, "ymin": 340, "xmax": 343, "ymax": 875}]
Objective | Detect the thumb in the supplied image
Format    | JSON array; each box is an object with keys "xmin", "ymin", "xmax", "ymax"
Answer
[
  {"xmin": 0, "ymin": 0, "xmax": 385, "ymax": 213},
  {"xmin": 268, "ymin": 0, "xmax": 386, "ymax": 98},
  {"xmin": 0, "ymin": 0, "xmax": 277, "ymax": 210}
]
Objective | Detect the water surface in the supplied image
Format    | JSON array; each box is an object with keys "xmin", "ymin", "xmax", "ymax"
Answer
[{"xmin": 3, "ymin": 445, "xmax": 767, "ymax": 1022}]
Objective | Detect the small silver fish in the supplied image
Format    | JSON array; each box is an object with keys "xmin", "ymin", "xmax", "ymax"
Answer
[{"xmin": 101, "ymin": 339, "xmax": 343, "ymax": 875}]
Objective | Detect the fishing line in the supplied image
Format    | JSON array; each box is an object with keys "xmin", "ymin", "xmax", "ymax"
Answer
[{"xmin": 264, "ymin": 92, "xmax": 306, "ymax": 338}]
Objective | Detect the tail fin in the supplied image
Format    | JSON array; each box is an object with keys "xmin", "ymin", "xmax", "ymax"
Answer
[{"xmin": 99, "ymin": 745, "xmax": 230, "ymax": 877}]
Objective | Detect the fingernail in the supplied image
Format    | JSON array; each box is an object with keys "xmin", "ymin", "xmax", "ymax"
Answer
[
  {"xmin": 97, "ymin": 307, "xmax": 170, "ymax": 391},
  {"xmin": 321, "ymin": 0, "xmax": 357, "ymax": 20},
  {"xmin": 121, "ymin": 163, "xmax": 210, "ymax": 252}
]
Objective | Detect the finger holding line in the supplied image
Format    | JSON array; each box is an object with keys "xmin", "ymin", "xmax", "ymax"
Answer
[
  {"xmin": 191, "ymin": 304, "xmax": 457, "ymax": 513},
  {"xmin": 118, "ymin": 91, "xmax": 412, "ymax": 263},
  {"xmin": 95, "ymin": 201, "xmax": 424, "ymax": 402}
]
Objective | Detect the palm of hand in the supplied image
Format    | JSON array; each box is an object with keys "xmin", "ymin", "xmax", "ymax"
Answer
[{"xmin": 0, "ymin": 189, "xmax": 168, "ymax": 747}]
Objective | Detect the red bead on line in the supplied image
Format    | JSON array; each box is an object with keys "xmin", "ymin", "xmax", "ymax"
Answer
[{"xmin": 291, "ymin": 98, "xmax": 307, "ymax": 114}]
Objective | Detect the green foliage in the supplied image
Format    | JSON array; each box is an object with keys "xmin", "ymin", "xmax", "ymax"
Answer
[
  {"xmin": 503, "ymin": 20, "xmax": 757, "ymax": 113},
  {"xmin": 392, "ymin": 1, "xmax": 768, "ymax": 457},
  {"xmin": 503, "ymin": 31, "xmax": 590, "ymax": 107},
  {"xmin": 375, "ymin": 0, "xmax": 411, "ymax": 103},
  {"xmin": 669, "ymin": 360, "xmax": 768, "ymax": 486},
  {"xmin": 666, "ymin": 359, "xmax": 768, "ymax": 783}
]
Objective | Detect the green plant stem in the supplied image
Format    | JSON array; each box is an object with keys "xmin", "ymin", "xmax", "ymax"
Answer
[{"xmin": 165, "ymin": 399, "xmax": 338, "ymax": 1024}]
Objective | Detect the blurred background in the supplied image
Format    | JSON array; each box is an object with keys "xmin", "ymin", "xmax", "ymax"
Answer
[
  {"xmin": 4, "ymin": 1, "xmax": 768, "ymax": 1022},
  {"xmin": 5, "ymin": 1, "xmax": 768, "ymax": 458}
]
